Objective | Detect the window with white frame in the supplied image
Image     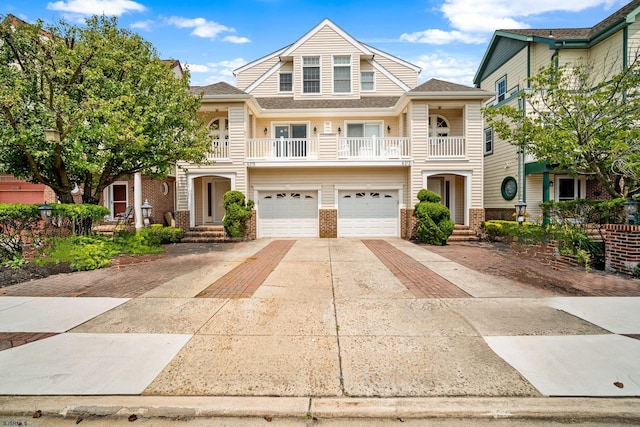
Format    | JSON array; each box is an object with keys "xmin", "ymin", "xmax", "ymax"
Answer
[
  {"xmin": 279, "ymin": 72, "xmax": 292, "ymax": 92},
  {"xmin": 333, "ymin": 55, "xmax": 351, "ymax": 93},
  {"xmin": 303, "ymin": 57, "xmax": 320, "ymax": 93},
  {"xmin": 428, "ymin": 115, "xmax": 450, "ymax": 137},
  {"xmin": 484, "ymin": 127, "xmax": 494, "ymax": 155},
  {"xmin": 555, "ymin": 176, "xmax": 586, "ymax": 201},
  {"xmin": 361, "ymin": 71, "xmax": 374, "ymax": 91},
  {"xmin": 496, "ymin": 76, "xmax": 507, "ymax": 102},
  {"xmin": 346, "ymin": 123, "xmax": 381, "ymax": 137}
]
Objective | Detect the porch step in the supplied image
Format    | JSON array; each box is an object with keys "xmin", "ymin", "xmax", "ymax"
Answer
[
  {"xmin": 181, "ymin": 225, "xmax": 228, "ymax": 243},
  {"xmin": 448, "ymin": 225, "xmax": 479, "ymax": 242}
]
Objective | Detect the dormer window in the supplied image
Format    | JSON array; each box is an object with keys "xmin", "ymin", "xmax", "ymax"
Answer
[
  {"xmin": 361, "ymin": 71, "xmax": 374, "ymax": 91},
  {"xmin": 303, "ymin": 57, "xmax": 320, "ymax": 93},
  {"xmin": 333, "ymin": 55, "xmax": 351, "ymax": 93}
]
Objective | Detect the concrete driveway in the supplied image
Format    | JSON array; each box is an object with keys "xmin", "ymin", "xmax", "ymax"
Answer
[{"xmin": 0, "ymin": 238, "xmax": 639, "ymax": 423}]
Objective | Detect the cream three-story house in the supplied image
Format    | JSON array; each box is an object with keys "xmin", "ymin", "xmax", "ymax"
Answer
[{"xmin": 176, "ymin": 19, "xmax": 491, "ymax": 238}]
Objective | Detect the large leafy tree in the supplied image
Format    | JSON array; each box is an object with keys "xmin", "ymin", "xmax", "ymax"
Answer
[
  {"xmin": 0, "ymin": 15, "xmax": 210, "ymax": 204},
  {"xmin": 483, "ymin": 55, "xmax": 640, "ymax": 198}
]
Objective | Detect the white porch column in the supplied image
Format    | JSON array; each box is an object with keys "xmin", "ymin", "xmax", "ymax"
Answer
[{"xmin": 134, "ymin": 172, "xmax": 143, "ymax": 230}]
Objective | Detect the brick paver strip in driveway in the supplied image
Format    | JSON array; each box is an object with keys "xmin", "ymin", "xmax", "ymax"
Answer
[
  {"xmin": 196, "ymin": 240, "xmax": 296, "ymax": 298},
  {"xmin": 363, "ymin": 240, "xmax": 470, "ymax": 298},
  {"xmin": 0, "ymin": 332, "xmax": 58, "ymax": 351}
]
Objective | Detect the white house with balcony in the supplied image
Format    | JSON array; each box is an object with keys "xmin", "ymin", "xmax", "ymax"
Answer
[{"xmin": 176, "ymin": 18, "xmax": 491, "ymax": 238}]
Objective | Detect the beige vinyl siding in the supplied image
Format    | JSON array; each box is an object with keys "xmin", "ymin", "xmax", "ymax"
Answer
[
  {"xmin": 236, "ymin": 56, "xmax": 281, "ymax": 92},
  {"xmin": 483, "ymin": 135, "xmax": 519, "ymax": 209},
  {"xmin": 526, "ymin": 174, "xmax": 544, "ymax": 219},
  {"xmin": 370, "ymin": 54, "xmax": 418, "ymax": 89},
  {"xmin": 245, "ymin": 61, "xmax": 295, "ymax": 97},
  {"xmin": 589, "ymin": 33, "xmax": 624, "ymax": 80},
  {"xmin": 480, "ymin": 47, "xmax": 528, "ymax": 96},
  {"xmin": 434, "ymin": 109, "xmax": 463, "ymax": 136},
  {"xmin": 529, "ymin": 42, "xmax": 555, "ymax": 76},
  {"xmin": 463, "ymin": 103, "xmax": 484, "ymax": 209},
  {"xmin": 176, "ymin": 169, "xmax": 188, "ymax": 211},
  {"xmin": 627, "ymin": 20, "xmax": 640, "ymax": 59},
  {"xmin": 248, "ymin": 167, "xmax": 410, "ymax": 207},
  {"xmin": 409, "ymin": 102, "xmax": 429, "ymax": 205}
]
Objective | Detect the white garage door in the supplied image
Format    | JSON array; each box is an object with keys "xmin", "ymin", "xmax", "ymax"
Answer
[
  {"xmin": 258, "ymin": 191, "xmax": 318, "ymax": 237},
  {"xmin": 338, "ymin": 190, "xmax": 398, "ymax": 237}
]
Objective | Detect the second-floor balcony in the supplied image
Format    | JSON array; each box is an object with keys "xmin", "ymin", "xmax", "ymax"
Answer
[
  {"xmin": 428, "ymin": 137, "xmax": 466, "ymax": 158},
  {"xmin": 337, "ymin": 137, "xmax": 410, "ymax": 160}
]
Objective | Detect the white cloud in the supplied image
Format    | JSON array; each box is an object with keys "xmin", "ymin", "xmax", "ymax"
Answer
[
  {"xmin": 400, "ymin": 29, "xmax": 485, "ymax": 45},
  {"xmin": 130, "ymin": 20, "xmax": 153, "ymax": 31},
  {"xmin": 222, "ymin": 35, "xmax": 251, "ymax": 44},
  {"xmin": 185, "ymin": 58, "xmax": 247, "ymax": 86},
  {"xmin": 402, "ymin": 0, "xmax": 622, "ymax": 45},
  {"xmin": 46, "ymin": 0, "xmax": 145, "ymax": 16},
  {"xmin": 165, "ymin": 16, "xmax": 250, "ymax": 43},
  {"xmin": 412, "ymin": 52, "xmax": 481, "ymax": 86}
]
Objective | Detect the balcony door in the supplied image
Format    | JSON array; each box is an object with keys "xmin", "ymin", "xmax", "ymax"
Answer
[{"xmin": 274, "ymin": 124, "xmax": 307, "ymax": 157}]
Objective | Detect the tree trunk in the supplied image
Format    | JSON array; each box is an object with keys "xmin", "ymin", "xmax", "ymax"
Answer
[{"xmin": 56, "ymin": 191, "xmax": 75, "ymax": 204}]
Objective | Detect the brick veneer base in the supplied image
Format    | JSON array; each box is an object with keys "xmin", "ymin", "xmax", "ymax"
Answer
[
  {"xmin": 319, "ymin": 209, "xmax": 337, "ymax": 238},
  {"xmin": 175, "ymin": 210, "xmax": 190, "ymax": 231},
  {"xmin": 469, "ymin": 208, "xmax": 485, "ymax": 234},
  {"xmin": 604, "ymin": 224, "xmax": 640, "ymax": 275}
]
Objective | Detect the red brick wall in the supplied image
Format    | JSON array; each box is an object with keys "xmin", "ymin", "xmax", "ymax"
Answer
[
  {"xmin": 319, "ymin": 209, "xmax": 337, "ymax": 238},
  {"xmin": 604, "ymin": 224, "xmax": 640, "ymax": 275},
  {"xmin": 247, "ymin": 209, "xmax": 256, "ymax": 240},
  {"xmin": 402, "ymin": 208, "xmax": 417, "ymax": 240},
  {"xmin": 138, "ymin": 176, "xmax": 175, "ymax": 225}
]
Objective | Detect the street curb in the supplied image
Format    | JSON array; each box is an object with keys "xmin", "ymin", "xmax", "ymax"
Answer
[{"xmin": 1, "ymin": 396, "xmax": 639, "ymax": 422}]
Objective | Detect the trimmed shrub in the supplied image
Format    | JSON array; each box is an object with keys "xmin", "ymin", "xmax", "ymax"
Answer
[
  {"xmin": 0, "ymin": 203, "xmax": 41, "ymax": 261},
  {"xmin": 223, "ymin": 191, "xmax": 254, "ymax": 238},
  {"xmin": 413, "ymin": 191, "xmax": 454, "ymax": 245}
]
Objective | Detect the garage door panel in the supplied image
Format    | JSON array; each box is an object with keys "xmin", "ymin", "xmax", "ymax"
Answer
[
  {"xmin": 258, "ymin": 191, "xmax": 318, "ymax": 237},
  {"xmin": 338, "ymin": 191, "xmax": 398, "ymax": 237}
]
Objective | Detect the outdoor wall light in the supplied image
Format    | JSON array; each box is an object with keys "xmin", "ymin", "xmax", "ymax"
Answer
[
  {"xmin": 623, "ymin": 198, "xmax": 638, "ymax": 225},
  {"xmin": 337, "ymin": 127, "xmax": 341, "ymax": 134},
  {"xmin": 387, "ymin": 125, "xmax": 391, "ymax": 133},
  {"xmin": 141, "ymin": 199, "xmax": 152, "ymax": 227},
  {"xmin": 38, "ymin": 202, "xmax": 53, "ymax": 222},
  {"xmin": 313, "ymin": 126, "xmax": 317, "ymax": 134},
  {"xmin": 514, "ymin": 200, "xmax": 527, "ymax": 225},
  {"xmin": 263, "ymin": 127, "xmax": 268, "ymax": 135}
]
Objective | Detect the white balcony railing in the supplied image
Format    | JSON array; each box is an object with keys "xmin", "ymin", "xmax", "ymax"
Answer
[
  {"xmin": 247, "ymin": 138, "xmax": 318, "ymax": 160},
  {"xmin": 207, "ymin": 139, "xmax": 230, "ymax": 160},
  {"xmin": 428, "ymin": 137, "xmax": 466, "ymax": 158},
  {"xmin": 337, "ymin": 137, "xmax": 410, "ymax": 160}
]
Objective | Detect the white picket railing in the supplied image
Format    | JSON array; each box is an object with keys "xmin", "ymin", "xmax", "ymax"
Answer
[
  {"xmin": 428, "ymin": 137, "xmax": 466, "ymax": 158},
  {"xmin": 247, "ymin": 138, "xmax": 318, "ymax": 160},
  {"xmin": 207, "ymin": 139, "xmax": 230, "ymax": 160},
  {"xmin": 337, "ymin": 136, "xmax": 410, "ymax": 159}
]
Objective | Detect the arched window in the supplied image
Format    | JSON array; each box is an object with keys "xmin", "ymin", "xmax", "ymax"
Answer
[
  {"xmin": 208, "ymin": 118, "xmax": 229, "ymax": 158},
  {"xmin": 208, "ymin": 118, "xmax": 229, "ymax": 139},
  {"xmin": 428, "ymin": 115, "xmax": 450, "ymax": 137}
]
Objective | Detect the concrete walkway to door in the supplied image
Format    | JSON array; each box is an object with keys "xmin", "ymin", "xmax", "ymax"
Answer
[{"xmin": 0, "ymin": 238, "xmax": 639, "ymax": 424}]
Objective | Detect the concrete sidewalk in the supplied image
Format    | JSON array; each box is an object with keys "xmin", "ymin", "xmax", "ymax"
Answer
[{"xmin": 0, "ymin": 238, "xmax": 639, "ymax": 424}]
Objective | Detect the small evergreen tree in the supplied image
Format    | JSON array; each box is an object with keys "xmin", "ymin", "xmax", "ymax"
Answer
[
  {"xmin": 222, "ymin": 191, "xmax": 254, "ymax": 238},
  {"xmin": 413, "ymin": 189, "xmax": 454, "ymax": 245}
]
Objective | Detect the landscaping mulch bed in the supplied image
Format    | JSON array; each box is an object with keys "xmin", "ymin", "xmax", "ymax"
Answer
[{"xmin": 0, "ymin": 262, "xmax": 73, "ymax": 288}]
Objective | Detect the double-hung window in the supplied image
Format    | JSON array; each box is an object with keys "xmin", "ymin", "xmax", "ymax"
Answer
[
  {"xmin": 484, "ymin": 127, "xmax": 494, "ymax": 155},
  {"xmin": 279, "ymin": 73, "xmax": 292, "ymax": 92},
  {"xmin": 496, "ymin": 76, "xmax": 507, "ymax": 102},
  {"xmin": 333, "ymin": 55, "xmax": 351, "ymax": 93},
  {"xmin": 361, "ymin": 71, "xmax": 374, "ymax": 91},
  {"xmin": 303, "ymin": 57, "xmax": 320, "ymax": 94}
]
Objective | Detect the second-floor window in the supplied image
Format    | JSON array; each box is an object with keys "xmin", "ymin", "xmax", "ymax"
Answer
[
  {"xmin": 361, "ymin": 71, "xmax": 374, "ymax": 91},
  {"xmin": 346, "ymin": 123, "xmax": 380, "ymax": 137},
  {"xmin": 484, "ymin": 127, "xmax": 494, "ymax": 155},
  {"xmin": 279, "ymin": 73, "xmax": 292, "ymax": 92},
  {"xmin": 303, "ymin": 57, "xmax": 320, "ymax": 94},
  {"xmin": 428, "ymin": 115, "xmax": 450, "ymax": 137},
  {"xmin": 333, "ymin": 55, "xmax": 351, "ymax": 93},
  {"xmin": 496, "ymin": 76, "xmax": 507, "ymax": 102}
]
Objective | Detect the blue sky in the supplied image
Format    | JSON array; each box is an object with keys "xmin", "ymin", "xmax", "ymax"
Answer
[{"xmin": 1, "ymin": 0, "xmax": 632, "ymax": 86}]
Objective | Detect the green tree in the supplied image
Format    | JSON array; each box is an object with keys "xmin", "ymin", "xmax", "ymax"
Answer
[
  {"xmin": 0, "ymin": 15, "xmax": 211, "ymax": 204},
  {"xmin": 483, "ymin": 55, "xmax": 640, "ymax": 198}
]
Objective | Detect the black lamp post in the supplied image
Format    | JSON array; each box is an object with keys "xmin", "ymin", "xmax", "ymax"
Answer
[
  {"xmin": 515, "ymin": 200, "xmax": 527, "ymax": 225},
  {"xmin": 141, "ymin": 199, "xmax": 152, "ymax": 227},
  {"xmin": 38, "ymin": 202, "xmax": 53, "ymax": 222},
  {"xmin": 623, "ymin": 198, "xmax": 638, "ymax": 225}
]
